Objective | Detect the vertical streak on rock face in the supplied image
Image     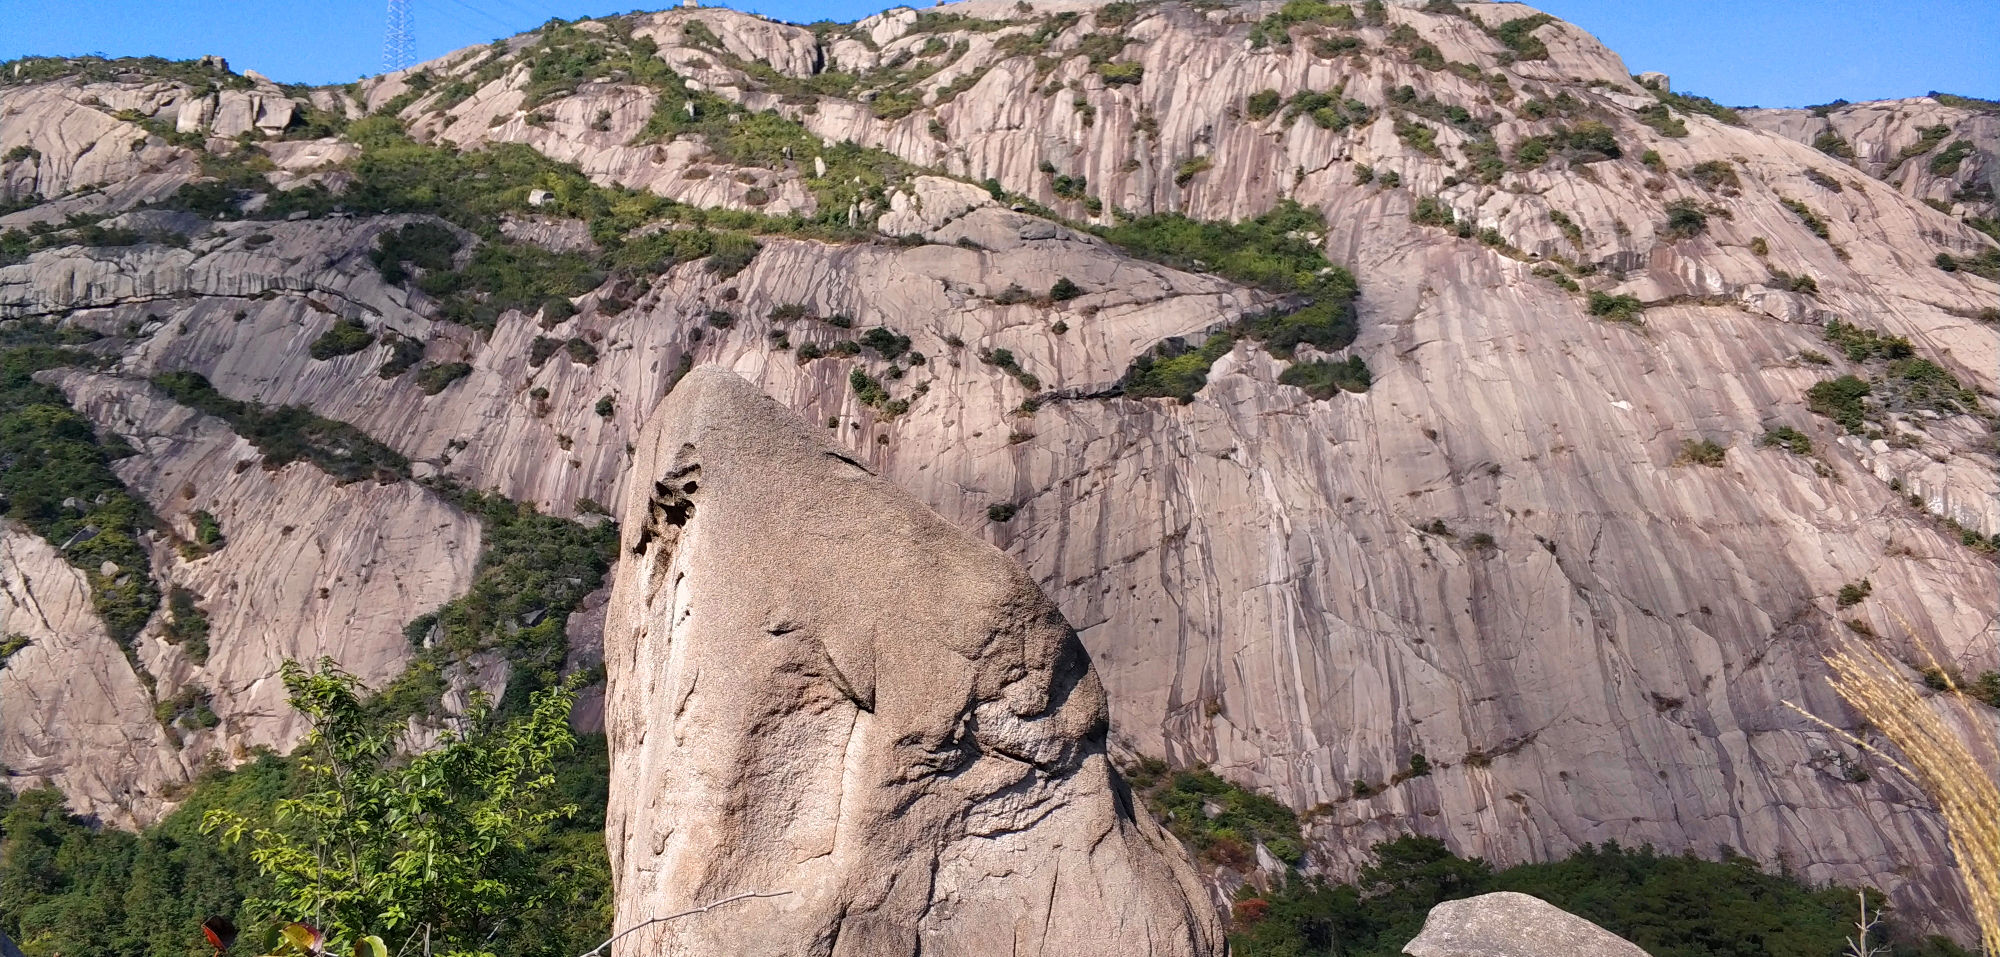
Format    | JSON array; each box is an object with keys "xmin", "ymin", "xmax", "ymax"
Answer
[
  {"xmin": 602, "ymin": 366, "xmax": 1222, "ymax": 957},
  {"xmin": 0, "ymin": 530, "xmax": 184, "ymax": 826}
]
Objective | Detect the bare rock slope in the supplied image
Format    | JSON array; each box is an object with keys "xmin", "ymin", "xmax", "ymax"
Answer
[
  {"xmin": 0, "ymin": 0, "xmax": 1996, "ymax": 935},
  {"xmin": 601, "ymin": 366, "xmax": 1222, "ymax": 956}
]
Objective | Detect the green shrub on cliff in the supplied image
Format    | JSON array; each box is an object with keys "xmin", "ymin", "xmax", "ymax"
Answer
[
  {"xmin": 151, "ymin": 371, "xmax": 411, "ymax": 482},
  {"xmin": 1126, "ymin": 761, "xmax": 1305, "ymax": 868},
  {"xmin": 308, "ymin": 318, "xmax": 375, "ymax": 360},
  {"xmin": 1279, "ymin": 355, "xmax": 1372, "ymax": 397},
  {"xmin": 1122, "ymin": 334, "xmax": 1237, "ymax": 402},
  {"xmin": 1104, "ymin": 202, "xmax": 1361, "ymax": 396},
  {"xmin": 0, "ymin": 338, "xmax": 159, "ymax": 642}
]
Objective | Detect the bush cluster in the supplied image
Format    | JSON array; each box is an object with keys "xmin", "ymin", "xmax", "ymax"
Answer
[
  {"xmin": 385, "ymin": 486, "xmax": 617, "ymax": 722},
  {"xmin": 1898, "ymin": 124, "xmax": 1952, "ymax": 162},
  {"xmin": 1106, "ymin": 203, "xmax": 1362, "ymax": 398},
  {"xmin": 1128, "ymin": 762, "xmax": 1305, "ymax": 868},
  {"xmin": 1781, "ymin": 197, "xmax": 1831, "ymax": 240},
  {"xmin": 308, "ymin": 317, "xmax": 375, "ymax": 360},
  {"xmin": 370, "ymin": 221, "xmax": 461, "ymax": 285},
  {"xmin": 1514, "ymin": 121, "xmax": 1621, "ymax": 166},
  {"xmin": 1660, "ymin": 199, "xmax": 1707, "ymax": 240},
  {"xmin": 1677, "ymin": 438, "xmax": 1726, "ymax": 467},
  {"xmin": 153, "ymin": 370, "xmax": 411, "ymax": 482},
  {"xmin": 415, "ymin": 361, "xmax": 473, "ymax": 395},
  {"xmin": 161, "ymin": 585, "xmax": 212, "ymax": 663},
  {"xmin": 1122, "ymin": 334, "xmax": 1236, "ymax": 403},
  {"xmin": 1284, "ymin": 90, "xmax": 1373, "ymax": 131},
  {"xmin": 1278, "ymin": 355, "xmax": 1372, "ymax": 398},
  {"xmin": 0, "ymin": 336, "xmax": 160, "ymax": 642},
  {"xmin": 1823, "ymin": 319, "xmax": 1912, "ymax": 362},
  {"xmin": 1587, "ymin": 292, "xmax": 1644, "ymax": 324},
  {"xmin": 1935, "ymin": 247, "xmax": 2000, "ymax": 280},
  {"xmin": 1248, "ymin": 0, "xmax": 1357, "ymax": 48},
  {"xmin": 1487, "ymin": 13, "xmax": 1554, "ymax": 61},
  {"xmin": 1806, "ymin": 375, "xmax": 1871, "ymax": 432},
  {"xmin": 1758, "ymin": 425, "xmax": 1813, "ymax": 455},
  {"xmin": 1812, "ymin": 131, "xmax": 1854, "ymax": 159}
]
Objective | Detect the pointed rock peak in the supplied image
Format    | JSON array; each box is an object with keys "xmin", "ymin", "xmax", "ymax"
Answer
[{"xmin": 603, "ymin": 365, "xmax": 1222, "ymax": 956}]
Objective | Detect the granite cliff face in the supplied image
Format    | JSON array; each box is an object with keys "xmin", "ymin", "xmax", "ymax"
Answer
[
  {"xmin": 0, "ymin": 0, "xmax": 1996, "ymax": 935},
  {"xmin": 602, "ymin": 366, "xmax": 1221, "ymax": 955}
]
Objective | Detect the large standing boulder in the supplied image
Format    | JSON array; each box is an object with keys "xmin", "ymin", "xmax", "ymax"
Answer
[
  {"xmin": 1404, "ymin": 892, "xmax": 1652, "ymax": 957},
  {"xmin": 601, "ymin": 366, "xmax": 1223, "ymax": 957}
]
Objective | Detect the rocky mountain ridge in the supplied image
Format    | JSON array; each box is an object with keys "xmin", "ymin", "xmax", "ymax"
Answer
[{"xmin": 1, "ymin": 0, "xmax": 1996, "ymax": 937}]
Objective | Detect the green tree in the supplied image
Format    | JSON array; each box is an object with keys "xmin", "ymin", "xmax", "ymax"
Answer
[{"xmin": 205, "ymin": 659, "xmax": 583, "ymax": 956}]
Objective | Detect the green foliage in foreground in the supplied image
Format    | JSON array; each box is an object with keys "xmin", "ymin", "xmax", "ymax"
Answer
[
  {"xmin": 205, "ymin": 661, "xmax": 587, "ymax": 955},
  {"xmin": 1232, "ymin": 836, "xmax": 1967, "ymax": 957},
  {"xmin": 1, "ymin": 754, "xmax": 292, "ymax": 957},
  {"xmin": 0, "ymin": 677, "xmax": 613, "ymax": 957},
  {"xmin": 0, "ymin": 329, "xmax": 159, "ymax": 642}
]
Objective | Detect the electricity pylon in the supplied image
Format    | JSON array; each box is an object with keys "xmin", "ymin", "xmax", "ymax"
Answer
[{"xmin": 383, "ymin": 0, "xmax": 415, "ymax": 71}]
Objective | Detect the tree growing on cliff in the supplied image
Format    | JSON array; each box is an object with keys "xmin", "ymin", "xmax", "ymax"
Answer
[{"xmin": 204, "ymin": 659, "xmax": 583, "ymax": 956}]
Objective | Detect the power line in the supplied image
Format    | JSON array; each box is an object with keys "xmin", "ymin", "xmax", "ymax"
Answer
[
  {"xmin": 383, "ymin": 0, "xmax": 415, "ymax": 71},
  {"xmin": 468, "ymin": 0, "xmax": 554, "ymax": 27},
  {"xmin": 430, "ymin": 0, "xmax": 518, "ymax": 33}
]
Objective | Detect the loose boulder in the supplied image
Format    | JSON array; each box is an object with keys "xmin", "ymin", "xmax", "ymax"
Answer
[
  {"xmin": 1404, "ymin": 892, "xmax": 1651, "ymax": 957},
  {"xmin": 602, "ymin": 365, "xmax": 1223, "ymax": 956}
]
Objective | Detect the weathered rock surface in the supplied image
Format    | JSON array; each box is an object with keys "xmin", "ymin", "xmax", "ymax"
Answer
[
  {"xmin": 1403, "ymin": 892, "xmax": 1650, "ymax": 957},
  {"xmin": 1, "ymin": 0, "xmax": 1996, "ymax": 937},
  {"xmin": 0, "ymin": 529, "xmax": 182, "ymax": 826},
  {"xmin": 0, "ymin": 370, "xmax": 482, "ymax": 821},
  {"xmin": 601, "ymin": 366, "xmax": 1222, "ymax": 956},
  {"xmin": 1745, "ymin": 98, "xmax": 1998, "ymax": 221}
]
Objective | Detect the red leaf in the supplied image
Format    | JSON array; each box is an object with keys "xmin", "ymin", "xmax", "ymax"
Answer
[
  {"xmin": 201, "ymin": 916, "xmax": 238, "ymax": 951},
  {"xmin": 1232, "ymin": 897, "xmax": 1271, "ymax": 925}
]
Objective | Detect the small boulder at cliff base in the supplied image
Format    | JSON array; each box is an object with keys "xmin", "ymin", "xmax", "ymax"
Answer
[
  {"xmin": 601, "ymin": 365, "xmax": 1224, "ymax": 957},
  {"xmin": 1404, "ymin": 892, "xmax": 1652, "ymax": 957}
]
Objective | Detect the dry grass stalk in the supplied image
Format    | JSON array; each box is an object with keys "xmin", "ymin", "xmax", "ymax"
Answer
[{"xmin": 1789, "ymin": 634, "xmax": 2000, "ymax": 954}]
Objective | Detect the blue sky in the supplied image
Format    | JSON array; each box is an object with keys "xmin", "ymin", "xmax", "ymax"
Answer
[{"xmin": 3, "ymin": 0, "xmax": 1995, "ymax": 107}]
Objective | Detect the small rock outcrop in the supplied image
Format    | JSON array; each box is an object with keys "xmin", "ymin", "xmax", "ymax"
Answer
[
  {"xmin": 600, "ymin": 366, "xmax": 1222, "ymax": 956},
  {"xmin": 1404, "ymin": 892, "xmax": 1651, "ymax": 957}
]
